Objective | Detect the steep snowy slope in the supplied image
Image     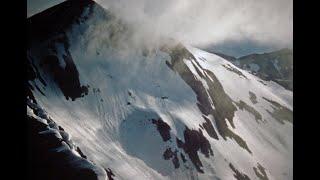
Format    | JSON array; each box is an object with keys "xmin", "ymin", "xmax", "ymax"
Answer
[{"xmin": 27, "ymin": 1, "xmax": 292, "ymax": 180}]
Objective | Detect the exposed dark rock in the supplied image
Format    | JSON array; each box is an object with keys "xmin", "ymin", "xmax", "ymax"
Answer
[
  {"xmin": 172, "ymin": 151, "xmax": 180, "ymax": 169},
  {"xmin": 151, "ymin": 118, "xmax": 171, "ymax": 142},
  {"xmin": 34, "ymin": 84, "xmax": 46, "ymax": 96},
  {"xmin": 204, "ymin": 70, "xmax": 237, "ymax": 129},
  {"xmin": 163, "ymin": 148, "xmax": 180, "ymax": 169},
  {"xmin": 235, "ymin": 100, "xmax": 263, "ymax": 123},
  {"xmin": 104, "ymin": 168, "xmax": 115, "ymax": 180},
  {"xmin": 176, "ymin": 126, "xmax": 213, "ymax": 173},
  {"xmin": 27, "ymin": 58, "xmax": 37, "ymax": 80},
  {"xmin": 58, "ymin": 126, "xmax": 65, "ymax": 131},
  {"xmin": 41, "ymin": 54, "xmax": 89, "ymax": 101},
  {"xmin": 161, "ymin": 96, "xmax": 169, "ymax": 99},
  {"xmin": 191, "ymin": 60, "xmax": 206, "ymax": 79},
  {"xmin": 258, "ymin": 80, "xmax": 267, "ymax": 85},
  {"xmin": 163, "ymin": 148, "xmax": 174, "ymax": 160},
  {"xmin": 93, "ymin": 88, "xmax": 101, "ymax": 93},
  {"xmin": 253, "ymin": 163, "xmax": 269, "ymax": 180},
  {"xmin": 127, "ymin": 91, "xmax": 137, "ymax": 100},
  {"xmin": 165, "ymin": 44, "xmax": 252, "ymax": 154},
  {"xmin": 27, "ymin": 55, "xmax": 47, "ymax": 100},
  {"xmin": 27, "ymin": 83, "xmax": 37, "ymax": 104},
  {"xmin": 176, "ymin": 138, "xmax": 184, "ymax": 148},
  {"xmin": 180, "ymin": 153, "xmax": 187, "ymax": 163},
  {"xmin": 229, "ymin": 163, "xmax": 251, "ymax": 180},
  {"xmin": 76, "ymin": 146, "xmax": 87, "ymax": 159},
  {"xmin": 263, "ymin": 97, "xmax": 292, "ymax": 124},
  {"xmin": 27, "ymin": 56, "xmax": 47, "ymax": 87},
  {"xmin": 222, "ymin": 64, "xmax": 248, "ymax": 79},
  {"xmin": 249, "ymin": 91, "xmax": 258, "ymax": 104},
  {"xmin": 201, "ymin": 115, "xmax": 219, "ymax": 140}
]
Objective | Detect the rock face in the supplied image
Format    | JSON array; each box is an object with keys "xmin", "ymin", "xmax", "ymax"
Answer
[
  {"xmin": 152, "ymin": 118, "xmax": 171, "ymax": 142},
  {"xmin": 229, "ymin": 163, "xmax": 251, "ymax": 180},
  {"xmin": 41, "ymin": 54, "xmax": 89, "ymax": 100},
  {"xmin": 27, "ymin": 0, "xmax": 292, "ymax": 179},
  {"xmin": 28, "ymin": 0, "xmax": 93, "ymax": 101},
  {"xmin": 165, "ymin": 45, "xmax": 252, "ymax": 154},
  {"xmin": 176, "ymin": 127, "xmax": 214, "ymax": 173}
]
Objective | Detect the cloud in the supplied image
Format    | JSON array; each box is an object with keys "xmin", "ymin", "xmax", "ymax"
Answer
[{"xmin": 96, "ymin": 0, "xmax": 292, "ymax": 48}]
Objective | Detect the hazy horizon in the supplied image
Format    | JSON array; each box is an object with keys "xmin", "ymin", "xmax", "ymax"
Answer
[{"xmin": 28, "ymin": 0, "xmax": 292, "ymax": 57}]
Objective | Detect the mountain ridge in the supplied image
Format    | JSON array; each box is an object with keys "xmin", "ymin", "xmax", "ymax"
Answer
[{"xmin": 206, "ymin": 48, "xmax": 293, "ymax": 91}]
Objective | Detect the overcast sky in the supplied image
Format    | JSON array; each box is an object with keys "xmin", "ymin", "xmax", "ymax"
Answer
[{"xmin": 28, "ymin": 0, "xmax": 292, "ymax": 57}]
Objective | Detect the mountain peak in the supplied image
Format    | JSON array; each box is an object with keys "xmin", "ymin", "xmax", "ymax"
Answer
[{"xmin": 27, "ymin": 2, "xmax": 293, "ymax": 179}]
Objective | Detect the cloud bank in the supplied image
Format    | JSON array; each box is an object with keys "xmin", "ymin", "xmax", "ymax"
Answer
[{"xmin": 96, "ymin": 0, "xmax": 292, "ymax": 49}]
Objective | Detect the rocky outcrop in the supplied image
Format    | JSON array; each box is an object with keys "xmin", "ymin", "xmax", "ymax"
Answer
[
  {"xmin": 229, "ymin": 163, "xmax": 251, "ymax": 180},
  {"xmin": 27, "ymin": 100, "xmax": 109, "ymax": 180},
  {"xmin": 176, "ymin": 127, "xmax": 214, "ymax": 173},
  {"xmin": 152, "ymin": 118, "xmax": 171, "ymax": 142},
  {"xmin": 165, "ymin": 44, "xmax": 252, "ymax": 154}
]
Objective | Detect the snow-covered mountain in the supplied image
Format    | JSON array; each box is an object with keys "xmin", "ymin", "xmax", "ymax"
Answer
[
  {"xmin": 210, "ymin": 49, "xmax": 293, "ymax": 91},
  {"xmin": 27, "ymin": 0, "xmax": 293, "ymax": 180}
]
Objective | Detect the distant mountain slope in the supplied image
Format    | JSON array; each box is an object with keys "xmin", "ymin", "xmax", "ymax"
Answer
[
  {"xmin": 210, "ymin": 49, "xmax": 293, "ymax": 91},
  {"xmin": 27, "ymin": 0, "xmax": 293, "ymax": 179}
]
